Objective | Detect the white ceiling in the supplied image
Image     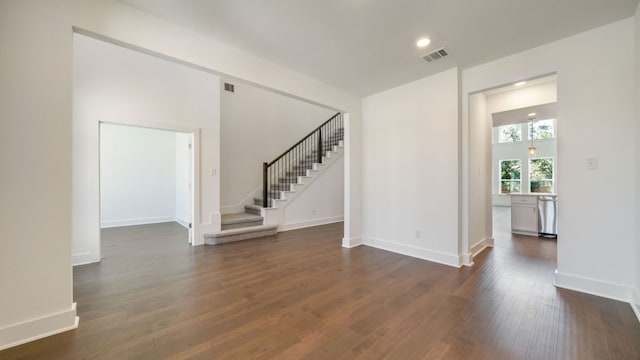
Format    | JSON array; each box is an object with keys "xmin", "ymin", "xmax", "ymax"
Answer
[
  {"xmin": 483, "ymin": 74, "xmax": 557, "ymax": 96},
  {"xmin": 120, "ymin": 0, "xmax": 638, "ymax": 96}
]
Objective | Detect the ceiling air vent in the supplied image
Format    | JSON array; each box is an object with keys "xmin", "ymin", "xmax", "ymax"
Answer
[{"xmin": 421, "ymin": 48, "xmax": 449, "ymax": 63}]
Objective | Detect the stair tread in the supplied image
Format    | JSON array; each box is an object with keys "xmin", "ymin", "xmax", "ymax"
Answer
[
  {"xmin": 221, "ymin": 212, "xmax": 263, "ymax": 224},
  {"xmin": 205, "ymin": 224, "xmax": 278, "ymax": 238}
]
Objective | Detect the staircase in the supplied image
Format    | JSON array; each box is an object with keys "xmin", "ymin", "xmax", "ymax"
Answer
[{"xmin": 205, "ymin": 113, "xmax": 344, "ymax": 245}]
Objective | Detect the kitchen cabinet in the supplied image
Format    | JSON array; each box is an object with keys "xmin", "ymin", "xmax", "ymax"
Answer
[{"xmin": 511, "ymin": 194, "xmax": 539, "ymax": 236}]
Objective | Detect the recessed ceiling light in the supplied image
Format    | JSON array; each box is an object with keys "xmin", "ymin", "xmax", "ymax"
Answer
[
  {"xmin": 528, "ymin": 112, "xmax": 536, "ymax": 117},
  {"xmin": 416, "ymin": 38, "xmax": 431, "ymax": 48},
  {"xmin": 514, "ymin": 81, "xmax": 527, "ymax": 87}
]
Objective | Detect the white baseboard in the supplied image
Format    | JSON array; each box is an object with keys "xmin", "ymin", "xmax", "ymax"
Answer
[
  {"xmin": 362, "ymin": 235, "xmax": 461, "ymax": 268},
  {"xmin": 100, "ymin": 216, "xmax": 175, "ymax": 228},
  {"xmin": 175, "ymin": 217, "xmax": 190, "ymax": 229},
  {"xmin": 280, "ymin": 216, "xmax": 344, "ymax": 232},
  {"xmin": 632, "ymin": 289, "xmax": 640, "ymax": 324},
  {"xmin": 554, "ymin": 270, "xmax": 633, "ymax": 303},
  {"xmin": 462, "ymin": 237, "xmax": 495, "ymax": 266},
  {"xmin": 72, "ymin": 252, "xmax": 99, "ymax": 266},
  {"xmin": 0, "ymin": 303, "xmax": 78, "ymax": 351},
  {"xmin": 195, "ymin": 212, "xmax": 221, "ymax": 246},
  {"xmin": 342, "ymin": 236, "xmax": 362, "ymax": 248}
]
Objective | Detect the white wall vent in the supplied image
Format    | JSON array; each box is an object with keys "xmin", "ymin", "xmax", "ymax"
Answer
[
  {"xmin": 224, "ymin": 82, "xmax": 235, "ymax": 92},
  {"xmin": 421, "ymin": 48, "xmax": 449, "ymax": 63}
]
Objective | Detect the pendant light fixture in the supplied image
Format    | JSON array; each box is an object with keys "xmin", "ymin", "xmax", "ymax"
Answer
[{"xmin": 528, "ymin": 113, "xmax": 537, "ymax": 156}]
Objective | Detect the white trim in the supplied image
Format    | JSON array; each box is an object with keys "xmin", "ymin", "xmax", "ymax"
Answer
[
  {"xmin": 175, "ymin": 217, "xmax": 190, "ymax": 229},
  {"xmin": 462, "ymin": 253, "xmax": 473, "ymax": 267},
  {"xmin": 554, "ymin": 270, "xmax": 633, "ymax": 302},
  {"xmin": 462, "ymin": 237, "xmax": 495, "ymax": 266},
  {"xmin": 280, "ymin": 216, "xmax": 344, "ymax": 232},
  {"xmin": 362, "ymin": 235, "xmax": 461, "ymax": 268},
  {"xmin": 221, "ymin": 186, "xmax": 262, "ymax": 214},
  {"xmin": 631, "ymin": 289, "xmax": 640, "ymax": 324},
  {"xmin": 72, "ymin": 252, "xmax": 99, "ymax": 266},
  {"xmin": 461, "ymin": 88, "xmax": 470, "ymax": 279},
  {"xmin": 195, "ymin": 212, "xmax": 221, "ymax": 246},
  {"xmin": 0, "ymin": 303, "xmax": 78, "ymax": 351},
  {"xmin": 98, "ymin": 119, "xmax": 202, "ymax": 249},
  {"xmin": 100, "ymin": 216, "xmax": 175, "ymax": 228},
  {"xmin": 342, "ymin": 113, "xmax": 356, "ymax": 252},
  {"xmin": 342, "ymin": 236, "xmax": 362, "ymax": 248}
]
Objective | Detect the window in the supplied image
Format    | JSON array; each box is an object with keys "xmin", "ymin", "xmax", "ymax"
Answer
[
  {"xmin": 498, "ymin": 124, "xmax": 522, "ymax": 143},
  {"xmin": 500, "ymin": 159, "xmax": 521, "ymax": 194},
  {"xmin": 529, "ymin": 157, "xmax": 554, "ymax": 193},
  {"xmin": 528, "ymin": 119, "xmax": 555, "ymax": 140}
]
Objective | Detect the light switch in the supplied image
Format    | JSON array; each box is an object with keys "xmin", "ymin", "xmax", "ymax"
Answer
[{"xmin": 586, "ymin": 158, "xmax": 598, "ymax": 170}]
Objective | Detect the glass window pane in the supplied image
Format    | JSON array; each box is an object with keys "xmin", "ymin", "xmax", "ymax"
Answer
[
  {"xmin": 528, "ymin": 119, "xmax": 555, "ymax": 140},
  {"xmin": 501, "ymin": 180, "xmax": 521, "ymax": 194},
  {"xmin": 529, "ymin": 157, "xmax": 554, "ymax": 193},
  {"xmin": 500, "ymin": 159, "xmax": 521, "ymax": 194},
  {"xmin": 531, "ymin": 180, "xmax": 553, "ymax": 193},
  {"xmin": 500, "ymin": 160, "xmax": 521, "ymax": 180},
  {"xmin": 499, "ymin": 124, "xmax": 521, "ymax": 143},
  {"xmin": 529, "ymin": 158, "xmax": 553, "ymax": 180}
]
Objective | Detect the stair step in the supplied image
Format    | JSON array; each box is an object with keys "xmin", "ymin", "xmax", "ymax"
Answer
[
  {"xmin": 244, "ymin": 204, "xmax": 263, "ymax": 216},
  {"xmin": 222, "ymin": 220, "xmax": 263, "ymax": 230},
  {"xmin": 221, "ymin": 212, "xmax": 264, "ymax": 230},
  {"xmin": 270, "ymin": 184, "xmax": 293, "ymax": 191},
  {"xmin": 278, "ymin": 175, "xmax": 302, "ymax": 182},
  {"xmin": 291, "ymin": 165, "xmax": 312, "ymax": 170},
  {"xmin": 204, "ymin": 224, "xmax": 278, "ymax": 245},
  {"xmin": 255, "ymin": 197, "xmax": 284, "ymax": 206}
]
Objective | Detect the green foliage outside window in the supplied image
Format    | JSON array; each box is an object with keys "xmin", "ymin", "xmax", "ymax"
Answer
[
  {"xmin": 530, "ymin": 158, "xmax": 554, "ymax": 193},
  {"xmin": 500, "ymin": 160, "xmax": 521, "ymax": 193},
  {"xmin": 499, "ymin": 124, "xmax": 521, "ymax": 143},
  {"xmin": 528, "ymin": 119, "xmax": 555, "ymax": 140}
]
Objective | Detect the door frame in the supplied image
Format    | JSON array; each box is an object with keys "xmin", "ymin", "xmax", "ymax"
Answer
[{"xmin": 98, "ymin": 117, "xmax": 201, "ymax": 250}]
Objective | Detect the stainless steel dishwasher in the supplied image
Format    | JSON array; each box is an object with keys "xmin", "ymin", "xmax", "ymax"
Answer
[{"xmin": 538, "ymin": 195, "xmax": 557, "ymax": 238}]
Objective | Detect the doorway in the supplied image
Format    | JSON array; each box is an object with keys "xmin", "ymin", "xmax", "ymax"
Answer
[
  {"xmin": 466, "ymin": 74, "xmax": 558, "ymax": 262},
  {"xmin": 99, "ymin": 122, "xmax": 195, "ymax": 245}
]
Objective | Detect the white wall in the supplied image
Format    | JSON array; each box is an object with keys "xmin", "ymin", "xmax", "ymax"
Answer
[
  {"xmin": 0, "ymin": 0, "xmax": 77, "ymax": 350},
  {"xmin": 634, "ymin": 2, "xmax": 640, "ymax": 316},
  {"xmin": 0, "ymin": 0, "xmax": 361, "ymax": 349},
  {"xmin": 486, "ymin": 81, "xmax": 557, "ymax": 115},
  {"xmin": 282, "ymin": 156, "xmax": 344, "ymax": 230},
  {"xmin": 100, "ymin": 124, "xmax": 177, "ymax": 227},
  {"xmin": 73, "ymin": 33, "xmax": 220, "ymax": 264},
  {"xmin": 467, "ymin": 93, "xmax": 493, "ymax": 262},
  {"xmin": 361, "ymin": 68, "xmax": 460, "ymax": 266},
  {"xmin": 220, "ymin": 80, "xmax": 336, "ymax": 213},
  {"xmin": 175, "ymin": 132, "xmax": 192, "ymax": 227},
  {"xmin": 463, "ymin": 19, "xmax": 636, "ymax": 302}
]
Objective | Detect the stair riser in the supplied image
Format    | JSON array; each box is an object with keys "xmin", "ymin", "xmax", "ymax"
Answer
[
  {"xmin": 270, "ymin": 183, "xmax": 292, "ymax": 189},
  {"xmin": 278, "ymin": 177, "xmax": 301, "ymax": 183},
  {"xmin": 205, "ymin": 225, "xmax": 279, "ymax": 245},
  {"xmin": 222, "ymin": 220, "xmax": 263, "ymax": 231},
  {"xmin": 244, "ymin": 206, "xmax": 262, "ymax": 216}
]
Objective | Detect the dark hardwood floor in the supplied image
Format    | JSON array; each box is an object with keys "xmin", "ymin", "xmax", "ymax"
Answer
[{"xmin": 2, "ymin": 216, "xmax": 639, "ymax": 359}]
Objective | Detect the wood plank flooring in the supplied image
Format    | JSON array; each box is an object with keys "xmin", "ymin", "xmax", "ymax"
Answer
[{"xmin": 2, "ymin": 214, "xmax": 639, "ymax": 359}]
